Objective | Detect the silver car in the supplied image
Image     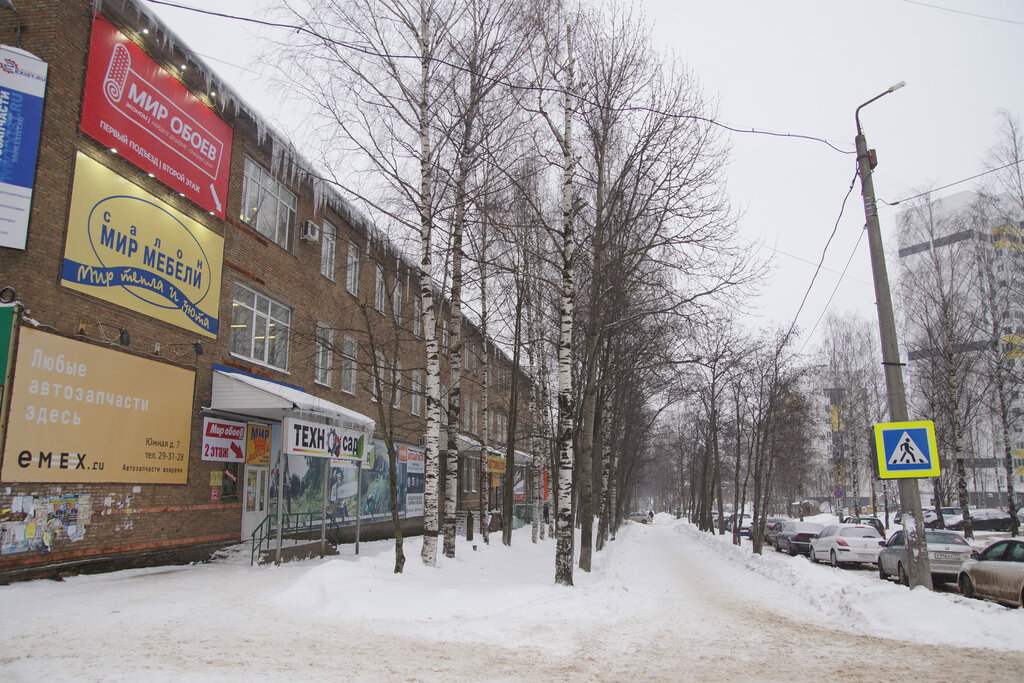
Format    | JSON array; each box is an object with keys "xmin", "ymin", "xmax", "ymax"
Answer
[
  {"xmin": 878, "ymin": 529, "xmax": 972, "ymax": 585},
  {"xmin": 958, "ymin": 538, "xmax": 1024, "ymax": 608}
]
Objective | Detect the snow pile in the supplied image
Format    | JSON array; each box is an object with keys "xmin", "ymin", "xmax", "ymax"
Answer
[{"xmin": 669, "ymin": 515, "xmax": 1024, "ymax": 651}]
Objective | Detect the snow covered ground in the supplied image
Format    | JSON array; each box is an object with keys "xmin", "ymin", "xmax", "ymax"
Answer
[{"xmin": 3, "ymin": 514, "xmax": 1024, "ymax": 681}]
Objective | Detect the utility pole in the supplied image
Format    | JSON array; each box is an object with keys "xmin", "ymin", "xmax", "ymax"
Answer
[{"xmin": 855, "ymin": 82, "xmax": 933, "ymax": 590}]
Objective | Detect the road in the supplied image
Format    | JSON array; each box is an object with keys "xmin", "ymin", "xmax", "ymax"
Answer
[{"xmin": 4, "ymin": 520, "xmax": 1024, "ymax": 682}]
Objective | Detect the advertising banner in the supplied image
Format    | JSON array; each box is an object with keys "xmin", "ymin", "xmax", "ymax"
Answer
[
  {"xmin": 0, "ymin": 45, "xmax": 48, "ymax": 250},
  {"xmin": 1, "ymin": 328, "xmax": 195, "ymax": 484},
  {"xmin": 405, "ymin": 446, "xmax": 424, "ymax": 517},
  {"xmin": 80, "ymin": 16, "xmax": 232, "ymax": 218},
  {"xmin": 245, "ymin": 423, "xmax": 271, "ymax": 466},
  {"xmin": 283, "ymin": 416, "xmax": 364, "ymax": 462},
  {"xmin": 201, "ymin": 417, "xmax": 245, "ymax": 462},
  {"xmin": 61, "ymin": 152, "xmax": 223, "ymax": 337},
  {"xmin": 487, "ymin": 454, "xmax": 505, "ymax": 473}
]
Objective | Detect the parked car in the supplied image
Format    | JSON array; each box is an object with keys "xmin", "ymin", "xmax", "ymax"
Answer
[
  {"xmin": 958, "ymin": 538, "xmax": 1024, "ymax": 608},
  {"xmin": 842, "ymin": 516, "xmax": 885, "ymax": 537},
  {"xmin": 808, "ymin": 524, "xmax": 885, "ymax": 567},
  {"xmin": 762, "ymin": 518, "xmax": 790, "ymax": 546},
  {"xmin": 627, "ymin": 511, "xmax": 650, "ymax": 524},
  {"xmin": 775, "ymin": 521, "xmax": 824, "ymax": 556},
  {"xmin": 878, "ymin": 529, "xmax": 972, "ymax": 585},
  {"xmin": 948, "ymin": 508, "xmax": 1012, "ymax": 532},
  {"xmin": 894, "ymin": 509, "xmax": 938, "ymax": 526}
]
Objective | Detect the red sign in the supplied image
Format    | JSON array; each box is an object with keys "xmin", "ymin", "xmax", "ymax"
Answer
[
  {"xmin": 80, "ymin": 15, "xmax": 232, "ymax": 218},
  {"xmin": 201, "ymin": 417, "xmax": 246, "ymax": 463},
  {"xmin": 210, "ymin": 487, "xmax": 220, "ymax": 502}
]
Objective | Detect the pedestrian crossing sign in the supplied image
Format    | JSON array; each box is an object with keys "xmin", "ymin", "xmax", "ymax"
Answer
[{"xmin": 873, "ymin": 420, "xmax": 940, "ymax": 479}]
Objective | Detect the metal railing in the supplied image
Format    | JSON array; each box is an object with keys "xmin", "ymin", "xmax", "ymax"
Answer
[{"xmin": 249, "ymin": 512, "xmax": 343, "ymax": 566}]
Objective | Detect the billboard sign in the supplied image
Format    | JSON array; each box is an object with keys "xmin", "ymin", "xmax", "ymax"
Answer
[
  {"xmin": 201, "ymin": 417, "xmax": 245, "ymax": 462},
  {"xmin": 1, "ymin": 328, "xmax": 195, "ymax": 484},
  {"xmin": 61, "ymin": 152, "xmax": 223, "ymax": 337},
  {"xmin": 80, "ymin": 16, "xmax": 232, "ymax": 218},
  {"xmin": 246, "ymin": 423, "xmax": 272, "ymax": 466},
  {"xmin": 283, "ymin": 416, "xmax": 364, "ymax": 462},
  {"xmin": 405, "ymin": 446, "xmax": 424, "ymax": 517},
  {"xmin": 0, "ymin": 45, "xmax": 48, "ymax": 250}
]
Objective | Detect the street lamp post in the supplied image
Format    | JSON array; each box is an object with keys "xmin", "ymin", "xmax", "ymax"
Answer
[{"xmin": 855, "ymin": 82, "xmax": 933, "ymax": 590}]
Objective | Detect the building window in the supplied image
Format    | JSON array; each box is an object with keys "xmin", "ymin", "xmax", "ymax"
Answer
[
  {"xmin": 230, "ymin": 283, "xmax": 291, "ymax": 370},
  {"xmin": 315, "ymin": 323, "xmax": 332, "ymax": 386},
  {"xmin": 471, "ymin": 400, "xmax": 479, "ymax": 435},
  {"xmin": 341, "ymin": 335, "xmax": 357, "ymax": 395},
  {"xmin": 392, "ymin": 360, "xmax": 401, "ymax": 409},
  {"xmin": 346, "ymin": 241, "xmax": 360, "ymax": 296},
  {"xmin": 411, "ymin": 369, "xmax": 423, "ymax": 416},
  {"xmin": 413, "ymin": 296, "xmax": 422, "ymax": 337},
  {"xmin": 441, "ymin": 384, "xmax": 449, "ymax": 425},
  {"xmin": 393, "ymin": 280, "xmax": 403, "ymax": 323},
  {"xmin": 240, "ymin": 157, "xmax": 297, "ymax": 250},
  {"xmin": 463, "ymin": 458, "xmax": 478, "ymax": 494},
  {"xmin": 372, "ymin": 352, "xmax": 384, "ymax": 403},
  {"xmin": 321, "ymin": 220, "xmax": 337, "ymax": 280},
  {"xmin": 441, "ymin": 319, "xmax": 449, "ymax": 355},
  {"xmin": 375, "ymin": 265, "xmax": 386, "ymax": 312}
]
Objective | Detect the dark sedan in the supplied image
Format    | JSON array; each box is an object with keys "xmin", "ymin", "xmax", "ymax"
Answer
[
  {"xmin": 775, "ymin": 521, "xmax": 824, "ymax": 556},
  {"xmin": 763, "ymin": 518, "xmax": 790, "ymax": 546},
  {"xmin": 947, "ymin": 508, "xmax": 1012, "ymax": 532}
]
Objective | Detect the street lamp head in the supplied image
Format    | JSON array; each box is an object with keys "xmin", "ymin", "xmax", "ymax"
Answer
[{"xmin": 888, "ymin": 81, "xmax": 907, "ymax": 93}]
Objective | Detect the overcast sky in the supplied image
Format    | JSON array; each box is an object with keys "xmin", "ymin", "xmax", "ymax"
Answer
[{"xmin": 145, "ymin": 0, "xmax": 1024, "ymax": 357}]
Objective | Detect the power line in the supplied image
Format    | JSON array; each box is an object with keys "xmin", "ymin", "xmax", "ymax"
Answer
[
  {"xmin": 783, "ymin": 164, "xmax": 860, "ymax": 346},
  {"xmin": 796, "ymin": 225, "xmax": 868, "ymax": 357},
  {"xmin": 902, "ymin": 0, "xmax": 1024, "ymax": 27},
  {"xmin": 881, "ymin": 159, "xmax": 1022, "ymax": 206},
  {"xmin": 143, "ymin": 0, "xmax": 854, "ymax": 155}
]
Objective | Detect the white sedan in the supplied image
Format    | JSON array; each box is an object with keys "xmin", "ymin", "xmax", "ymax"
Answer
[{"xmin": 808, "ymin": 523, "xmax": 886, "ymax": 567}]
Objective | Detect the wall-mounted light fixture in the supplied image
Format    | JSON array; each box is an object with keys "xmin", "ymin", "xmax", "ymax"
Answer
[{"xmin": 154, "ymin": 340, "xmax": 203, "ymax": 356}]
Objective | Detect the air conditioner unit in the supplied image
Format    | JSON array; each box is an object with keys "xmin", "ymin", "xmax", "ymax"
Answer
[{"xmin": 300, "ymin": 220, "xmax": 319, "ymax": 243}]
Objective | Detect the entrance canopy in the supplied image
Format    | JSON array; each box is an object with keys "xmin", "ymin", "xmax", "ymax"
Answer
[{"xmin": 210, "ymin": 368, "xmax": 375, "ymax": 435}]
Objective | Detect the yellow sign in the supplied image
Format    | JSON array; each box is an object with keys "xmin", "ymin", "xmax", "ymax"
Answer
[
  {"xmin": 209, "ymin": 470, "xmax": 223, "ymax": 486},
  {"xmin": 60, "ymin": 152, "xmax": 224, "ymax": 338},
  {"xmin": 873, "ymin": 420, "xmax": 940, "ymax": 479},
  {"xmin": 1, "ymin": 328, "xmax": 195, "ymax": 484},
  {"xmin": 487, "ymin": 454, "xmax": 506, "ymax": 473},
  {"xmin": 246, "ymin": 423, "xmax": 272, "ymax": 466}
]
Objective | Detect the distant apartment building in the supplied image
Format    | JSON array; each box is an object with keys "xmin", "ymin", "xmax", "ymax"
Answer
[{"xmin": 896, "ymin": 190, "xmax": 1024, "ymax": 506}]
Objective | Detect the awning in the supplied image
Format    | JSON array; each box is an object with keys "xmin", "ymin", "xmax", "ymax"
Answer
[{"xmin": 210, "ymin": 369, "xmax": 375, "ymax": 435}]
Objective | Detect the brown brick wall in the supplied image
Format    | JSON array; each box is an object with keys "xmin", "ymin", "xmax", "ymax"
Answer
[{"xmin": 0, "ymin": 0, "xmax": 532, "ymax": 579}]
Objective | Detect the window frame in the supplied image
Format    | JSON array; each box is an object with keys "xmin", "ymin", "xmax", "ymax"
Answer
[
  {"xmin": 314, "ymin": 322, "xmax": 332, "ymax": 387},
  {"xmin": 346, "ymin": 241, "xmax": 361, "ymax": 296},
  {"xmin": 240, "ymin": 157, "xmax": 297, "ymax": 251},
  {"xmin": 320, "ymin": 220, "xmax": 337, "ymax": 280},
  {"xmin": 341, "ymin": 335, "xmax": 357, "ymax": 395},
  {"xmin": 229, "ymin": 282, "xmax": 291, "ymax": 371}
]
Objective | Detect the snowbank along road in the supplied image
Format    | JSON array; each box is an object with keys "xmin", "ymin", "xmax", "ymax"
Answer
[{"xmin": 3, "ymin": 516, "xmax": 1024, "ymax": 681}]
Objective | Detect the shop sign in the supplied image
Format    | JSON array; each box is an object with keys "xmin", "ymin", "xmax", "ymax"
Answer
[
  {"xmin": 1, "ymin": 328, "xmax": 194, "ymax": 484},
  {"xmin": 201, "ymin": 417, "xmax": 245, "ymax": 462},
  {"xmin": 405, "ymin": 446, "xmax": 424, "ymax": 517},
  {"xmin": 245, "ymin": 423, "xmax": 271, "ymax": 466},
  {"xmin": 61, "ymin": 152, "xmax": 223, "ymax": 337},
  {"xmin": 0, "ymin": 45, "xmax": 48, "ymax": 250},
  {"xmin": 283, "ymin": 416, "xmax": 364, "ymax": 461},
  {"xmin": 487, "ymin": 454, "xmax": 505, "ymax": 473},
  {"xmin": 80, "ymin": 16, "xmax": 232, "ymax": 218}
]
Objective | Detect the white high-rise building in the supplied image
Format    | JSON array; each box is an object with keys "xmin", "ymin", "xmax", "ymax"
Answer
[{"xmin": 896, "ymin": 190, "xmax": 1024, "ymax": 507}]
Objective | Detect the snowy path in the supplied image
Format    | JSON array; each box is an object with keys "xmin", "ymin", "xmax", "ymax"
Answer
[{"xmin": 4, "ymin": 517, "xmax": 1024, "ymax": 681}]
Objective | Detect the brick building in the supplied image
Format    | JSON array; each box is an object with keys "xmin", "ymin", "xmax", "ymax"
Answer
[{"xmin": 0, "ymin": 0, "xmax": 535, "ymax": 581}]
